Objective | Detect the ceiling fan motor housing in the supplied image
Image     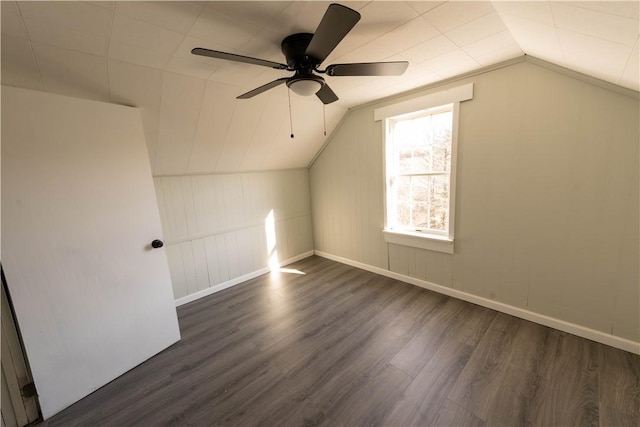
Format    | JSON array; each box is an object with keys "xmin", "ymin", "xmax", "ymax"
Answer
[{"xmin": 281, "ymin": 33, "xmax": 320, "ymax": 72}]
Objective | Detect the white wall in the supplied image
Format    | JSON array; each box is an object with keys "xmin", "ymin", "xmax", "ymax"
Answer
[
  {"xmin": 310, "ymin": 58, "xmax": 639, "ymax": 346},
  {"xmin": 154, "ymin": 169, "xmax": 314, "ymax": 304}
]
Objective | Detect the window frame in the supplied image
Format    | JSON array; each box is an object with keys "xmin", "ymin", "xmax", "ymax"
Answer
[
  {"xmin": 375, "ymin": 83, "xmax": 473, "ymax": 254},
  {"xmin": 385, "ymin": 104, "xmax": 455, "ymax": 237}
]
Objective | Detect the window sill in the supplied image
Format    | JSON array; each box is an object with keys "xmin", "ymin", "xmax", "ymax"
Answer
[{"xmin": 383, "ymin": 229, "xmax": 454, "ymax": 254}]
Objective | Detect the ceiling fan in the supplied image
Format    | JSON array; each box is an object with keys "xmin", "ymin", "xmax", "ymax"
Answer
[{"xmin": 192, "ymin": 3, "xmax": 409, "ymax": 105}]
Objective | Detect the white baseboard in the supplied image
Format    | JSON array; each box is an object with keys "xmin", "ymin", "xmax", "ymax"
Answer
[
  {"xmin": 174, "ymin": 251, "xmax": 314, "ymax": 307},
  {"xmin": 314, "ymin": 250, "xmax": 640, "ymax": 355}
]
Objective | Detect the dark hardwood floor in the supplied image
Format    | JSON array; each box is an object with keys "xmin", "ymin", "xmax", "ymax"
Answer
[{"xmin": 41, "ymin": 256, "xmax": 640, "ymax": 426}]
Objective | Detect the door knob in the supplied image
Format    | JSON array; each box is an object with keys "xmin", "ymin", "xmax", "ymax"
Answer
[{"xmin": 151, "ymin": 239, "xmax": 164, "ymax": 249}]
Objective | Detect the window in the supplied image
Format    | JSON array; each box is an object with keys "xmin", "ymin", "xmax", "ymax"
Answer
[
  {"xmin": 374, "ymin": 83, "xmax": 473, "ymax": 254},
  {"xmin": 387, "ymin": 105, "xmax": 453, "ymax": 235}
]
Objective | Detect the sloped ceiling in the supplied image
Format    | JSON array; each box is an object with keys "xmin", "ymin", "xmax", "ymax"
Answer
[{"xmin": 1, "ymin": 1, "xmax": 638, "ymax": 175}]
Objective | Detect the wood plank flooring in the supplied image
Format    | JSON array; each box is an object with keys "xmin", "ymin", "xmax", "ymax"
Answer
[{"xmin": 40, "ymin": 256, "xmax": 640, "ymax": 426}]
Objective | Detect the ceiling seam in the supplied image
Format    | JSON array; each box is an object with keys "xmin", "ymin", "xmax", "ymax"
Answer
[
  {"xmin": 416, "ymin": 0, "xmax": 447, "ymax": 17},
  {"xmin": 237, "ymin": 90, "xmax": 281, "ymax": 171},
  {"xmin": 182, "ymin": 3, "xmax": 216, "ymax": 82},
  {"xmin": 14, "ymin": 1, "xmax": 46, "ymax": 92},
  {"xmin": 240, "ymin": 88, "xmax": 290, "ymax": 172},
  {"xmin": 359, "ymin": 1, "xmax": 421, "ymax": 45},
  {"xmin": 491, "ymin": 3, "xmax": 528, "ymax": 58},
  {"xmin": 177, "ymin": 1, "xmax": 211, "ymax": 81},
  {"xmin": 183, "ymin": 76, "xmax": 208, "ymax": 174},
  {"xmin": 550, "ymin": 14, "xmax": 639, "ymax": 49},
  {"xmin": 212, "ymin": 93, "xmax": 242, "ymax": 172},
  {"xmin": 547, "ymin": 0, "xmax": 567, "ymax": 66},
  {"xmin": 185, "ymin": 2, "xmax": 206, "ymax": 36},
  {"xmin": 440, "ymin": 31, "xmax": 482, "ymax": 70},
  {"xmin": 117, "ymin": 4, "xmax": 202, "ymax": 35},
  {"xmin": 105, "ymin": 1, "xmax": 117, "ymax": 103},
  {"xmin": 619, "ymin": 35, "xmax": 639, "ymax": 85},
  {"xmin": 153, "ymin": 70, "xmax": 166, "ymax": 174},
  {"xmin": 209, "ymin": 87, "xmax": 240, "ymax": 172},
  {"xmin": 566, "ymin": 2, "xmax": 638, "ymax": 19}
]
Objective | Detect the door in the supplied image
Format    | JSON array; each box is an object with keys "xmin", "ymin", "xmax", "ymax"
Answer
[
  {"xmin": 1, "ymin": 270, "xmax": 40, "ymax": 427},
  {"xmin": 1, "ymin": 86, "xmax": 181, "ymax": 419}
]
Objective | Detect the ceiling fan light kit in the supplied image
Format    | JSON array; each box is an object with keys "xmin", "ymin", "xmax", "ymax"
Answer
[
  {"xmin": 287, "ymin": 77, "xmax": 324, "ymax": 96},
  {"xmin": 192, "ymin": 3, "xmax": 409, "ymax": 105}
]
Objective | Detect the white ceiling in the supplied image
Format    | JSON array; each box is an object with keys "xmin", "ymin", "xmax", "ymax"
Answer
[{"xmin": 2, "ymin": 1, "xmax": 638, "ymax": 175}]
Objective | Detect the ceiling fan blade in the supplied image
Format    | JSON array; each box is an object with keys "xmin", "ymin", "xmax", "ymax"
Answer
[
  {"xmin": 316, "ymin": 83, "xmax": 339, "ymax": 105},
  {"xmin": 305, "ymin": 3, "xmax": 361, "ymax": 63},
  {"xmin": 191, "ymin": 48, "xmax": 288, "ymax": 70},
  {"xmin": 326, "ymin": 61, "xmax": 409, "ymax": 77},
  {"xmin": 237, "ymin": 78, "xmax": 289, "ymax": 99}
]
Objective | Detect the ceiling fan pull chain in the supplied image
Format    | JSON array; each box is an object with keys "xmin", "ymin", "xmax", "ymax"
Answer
[
  {"xmin": 323, "ymin": 104, "xmax": 327, "ymax": 136},
  {"xmin": 288, "ymin": 88, "xmax": 294, "ymax": 139}
]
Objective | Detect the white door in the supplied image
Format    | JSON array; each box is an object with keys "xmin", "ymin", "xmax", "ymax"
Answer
[{"xmin": 1, "ymin": 86, "xmax": 181, "ymax": 419}]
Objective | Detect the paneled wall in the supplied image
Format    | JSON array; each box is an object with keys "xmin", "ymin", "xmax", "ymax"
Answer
[
  {"xmin": 310, "ymin": 106, "xmax": 389, "ymax": 270},
  {"xmin": 310, "ymin": 58, "xmax": 639, "ymax": 344},
  {"xmin": 154, "ymin": 169, "xmax": 313, "ymax": 303}
]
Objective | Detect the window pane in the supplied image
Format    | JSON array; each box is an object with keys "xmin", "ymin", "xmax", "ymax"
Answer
[
  {"xmin": 411, "ymin": 202, "xmax": 429, "ymax": 228},
  {"xmin": 391, "ymin": 175, "xmax": 449, "ymax": 231},
  {"xmin": 412, "ymin": 176, "xmax": 429, "ymax": 202},
  {"xmin": 429, "ymin": 175, "xmax": 449, "ymax": 231},
  {"xmin": 395, "ymin": 176, "xmax": 411, "ymax": 203},
  {"xmin": 397, "ymin": 202, "xmax": 410, "ymax": 227},
  {"xmin": 393, "ymin": 110, "xmax": 452, "ymax": 174}
]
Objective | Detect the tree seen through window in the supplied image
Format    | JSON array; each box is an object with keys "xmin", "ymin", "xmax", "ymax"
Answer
[{"xmin": 389, "ymin": 107, "xmax": 453, "ymax": 233}]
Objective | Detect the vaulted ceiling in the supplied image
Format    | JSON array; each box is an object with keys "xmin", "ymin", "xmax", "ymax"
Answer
[{"xmin": 2, "ymin": 1, "xmax": 638, "ymax": 175}]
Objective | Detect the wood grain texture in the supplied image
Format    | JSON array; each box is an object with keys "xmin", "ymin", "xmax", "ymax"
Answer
[{"xmin": 39, "ymin": 256, "xmax": 640, "ymax": 426}]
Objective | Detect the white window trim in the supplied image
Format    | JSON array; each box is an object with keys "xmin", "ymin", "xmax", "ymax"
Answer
[
  {"xmin": 374, "ymin": 83, "xmax": 473, "ymax": 121},
  {"xmin": 375, "ymin": 83, "xmax": 473, "ymax": 254},
  {"xmin": 382, "ymin": 229, "xmax": 455, "ymax": 254}
]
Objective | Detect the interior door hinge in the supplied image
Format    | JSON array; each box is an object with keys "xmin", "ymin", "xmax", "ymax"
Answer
[{"xmin": 22, "ymin": 382, "xmax": 37, "ymax": 398}]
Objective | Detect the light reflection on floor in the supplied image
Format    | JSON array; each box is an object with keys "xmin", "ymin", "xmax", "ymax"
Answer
[
  {"xmin": 264, "ymin": 269, "xmax": 305, "ymax": 328},
  {"xmin": 271, "ymin": 267, "xmax": 306, "ymax": 275}
]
